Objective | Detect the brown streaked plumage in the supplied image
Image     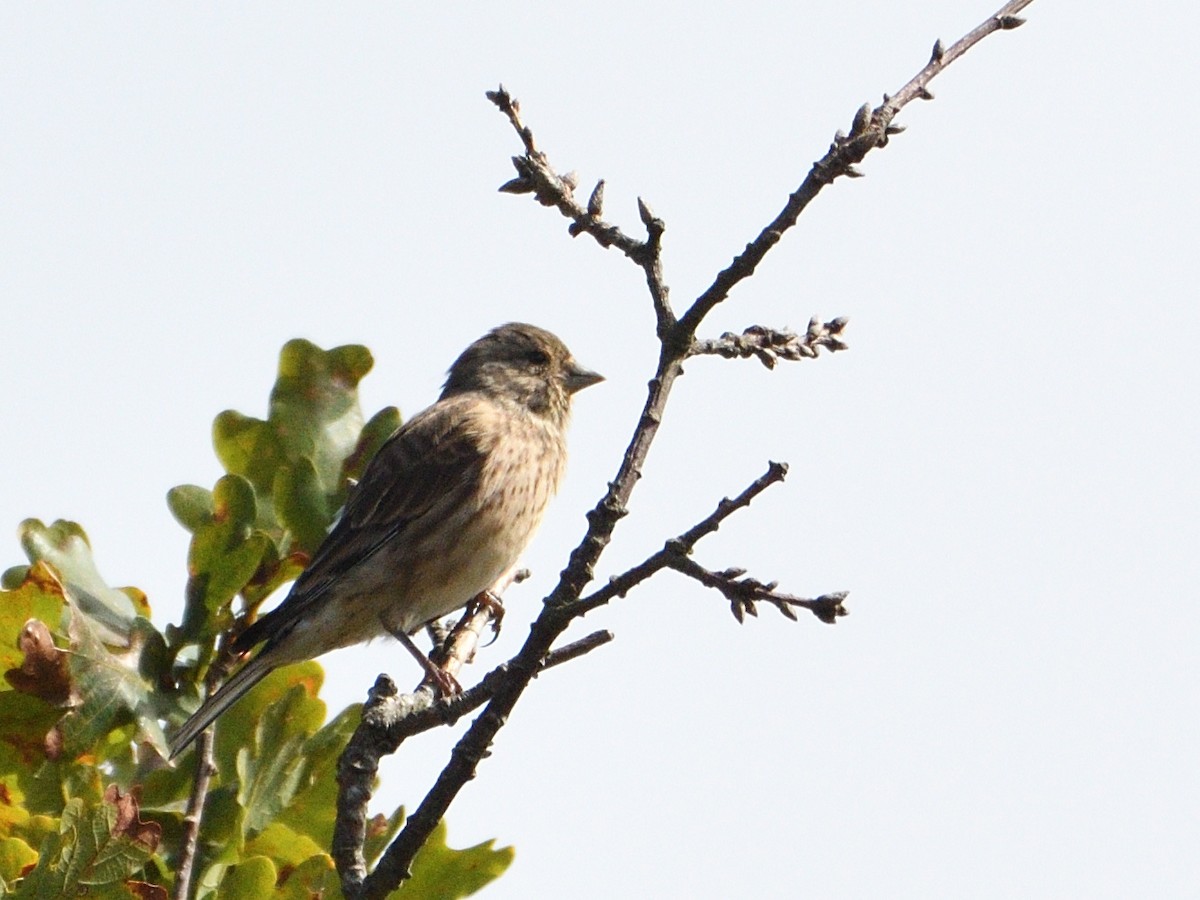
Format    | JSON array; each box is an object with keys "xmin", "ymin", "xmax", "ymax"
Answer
[{"xmin": 169, "ymin": 323, "xmax": 602, "ymax": 757}]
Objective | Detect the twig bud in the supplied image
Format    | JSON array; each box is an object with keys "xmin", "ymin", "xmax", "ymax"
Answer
[
  {"xmin": 850, "ymin": 103, "xmax": 872, "ymax": 138},
  {"xmin": 498, "ymin": 177, "xmax": 534, "ymax": 195},
  {"xmin": 637, "ymin": 196, "xmax": 656, "ymax": 228},
  {"xmin": 588, "ymin": 179, "xmax": 605, "ymax": 218}
]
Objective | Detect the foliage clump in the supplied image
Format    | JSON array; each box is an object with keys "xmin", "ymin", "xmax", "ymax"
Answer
[{"xmin": 0, "ymin": 340, "xmax": 512, "ymax": 898}]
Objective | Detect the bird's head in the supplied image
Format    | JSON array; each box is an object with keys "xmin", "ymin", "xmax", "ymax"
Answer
[{"xmin": 442, "ymin": 323, "xmax": 603, "ymax": 423}]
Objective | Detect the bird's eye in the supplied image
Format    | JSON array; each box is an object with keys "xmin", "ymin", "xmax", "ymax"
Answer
[{"xmin": 525, "ymin": 349, "xmax": 550, "ymax": 366}]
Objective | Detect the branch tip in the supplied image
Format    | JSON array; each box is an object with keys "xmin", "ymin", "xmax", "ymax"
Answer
[
  {"xmin": 689, "ymin": 320, "xmax": 849, "ymax": 365},
  {"xmin": 636, "ymin": 196, "xmax": 661, "ymax": 232}
]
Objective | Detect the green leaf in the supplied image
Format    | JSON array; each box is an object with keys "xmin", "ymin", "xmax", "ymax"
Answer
[
  {"xmin": 0, "ymin": 691, "xmax": 73, "ymax": 817},
  {"xmin": 397, "ymin": 820, "xmax": 514, "ymax": 899},
  {"xmin": 271, "ymin": 339, "xmax": 373, "ymax": 494},
  {"xmin": 188, "ymin": 529, "xmax": 269, "ymax": 620},
  {"xmin": 52, "ymin": 604, "xmax": 170, "ymax": 761},
  {"xmin": 213, "ymin": 339, "xmax": 375, "ymax": 505},
  {"xmin": 194, "ymin": 784, "xmax": 243, "ymax": 864},
  {"xmin": 238, "ymin": 537, "xmax": 306, "ymax": 608},
  {"xmin": 235, "ymin": 679, "xmax": 326, "ymax": 837},
  {"xmin": 14, "ymin": 787, "xmax": 160, "ymax": 899},
  {"xmin": 213, "ymin": 412, "xmax": 284, "ymax": 499},
  {"xmin": 213, "ymin": 662, "xmax": 324, "ymax": 785},
  {"xmin": 274, "ymin": 705, "xmax": 361, "ymax": 849},
  {"xmin": 17, "ymin": 520, "xmax": 143, "ymax": 646},
  {"xmin": 211, "ymin": 474, "xmax": 259, "ymax": 531},
  {"xmin": 243, "ymin": 822, "xmax": 323, "ymax": 869},
  {"xmin": 215, "ymin": 855, "xmax": 276, "ymax": 899},
  {"xmin": 273, "ymin": 458, "xmax": 330, "ymax": 555},
  {"xmin": 236, "ymin": 733, "xmax": 306, "ymax": 841},
  {"xmin": 277, "ymin": 853, "xmax": 342, "ymax": 900},
  {"xmin": 176, "ymin": 474, "xmax": 270, "ymax": 647},
  {"xmin": 166, "ymin": 485, "xmax": 214, "ymax": 534},
  {"xmin": 342, "ymin": 406, "xmax": 401, "ymax": 486}
]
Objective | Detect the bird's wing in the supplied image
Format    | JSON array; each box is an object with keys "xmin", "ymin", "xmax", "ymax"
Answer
[{"xmin": 234, "ymin": 394, "xmax": 491, "ymax": 651}]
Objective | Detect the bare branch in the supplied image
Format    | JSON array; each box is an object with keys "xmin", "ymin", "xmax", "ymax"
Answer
[
  {"xmin": 573, "ymin": 461, "xmax": 793, "ymax": 616},
  {"xmin": 689, "ymin": 319, "xmax": 850, "ymax": 368},
  {"xmin": 173, "ymin": 727, "xmax": 215, "ymax": 900},
  {"xmin": 346, "ymin": 629, "xmax": 611, "ymax": 899},
  {"xmin": 676, "ymin": 0, "xmax": 1035, "ymax": 335},
  {"xmin": 665, "ymin": 556, "xmax": 849, "ymax": 625},
  {"xmin": 336, "ymin": 623, "xmax": 614, "ymax": 899},
  {"xmin": 486, "ymin": 85, "xmax": 674, "ymax": 338},
  {"xmin": 883, "ymin": 2, "xmax": 1031, "ymax": 114},
  {"xmin": 571, "ymin": 462, "xmax": 846, "ymax": 625}
]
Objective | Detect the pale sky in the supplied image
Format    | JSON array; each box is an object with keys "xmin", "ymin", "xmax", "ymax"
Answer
[{"xmin": 2, "ymin": 2, "xmax": 1197, "ymax": 898}]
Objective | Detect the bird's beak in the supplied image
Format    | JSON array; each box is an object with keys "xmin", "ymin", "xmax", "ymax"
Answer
[{"xmin": 564, "ymin": 361, "xmax": 604, "ymax": 394}]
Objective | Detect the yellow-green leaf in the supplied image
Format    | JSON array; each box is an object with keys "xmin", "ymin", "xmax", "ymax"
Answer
[
  {"xmin": 397, "ymin": 820, "xmax": 514, "ymax": 899},
  {"xmin": 244, "ymin": 822, "xmax": 323, "ymax": 868},
  {"xmin": 277, "ymin": 853, "xmax": 341, "ymax": 900},
  {"xmin": 166, "ymin": 485, "xmax": 214, "ymax": 534},
  {"xmin": 0, "ymin": 836, "xmax": 37, "ymax": 883},
  {"xmin": 215, "ymin": 855, "xmax": 276, "ymax": 899}
]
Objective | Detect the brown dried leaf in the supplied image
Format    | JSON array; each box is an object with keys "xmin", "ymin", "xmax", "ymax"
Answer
[
  {"xmin": 5, "ymin": 619, "xmax": 71, "ymax": 704},
  {"xmin": 104, "ymin": 784, "xmax": 162, "ymax": 851}
]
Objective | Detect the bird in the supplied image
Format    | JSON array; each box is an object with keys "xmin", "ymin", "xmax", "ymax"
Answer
[{"xmin": 169, "ymin": 323, "xmax": 602, "ymax": 757}]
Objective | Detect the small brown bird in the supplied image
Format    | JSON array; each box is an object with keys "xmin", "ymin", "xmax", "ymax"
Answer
[{"xmin": 169, "ymin": 323, "xmax": 602, "ymax": 757}]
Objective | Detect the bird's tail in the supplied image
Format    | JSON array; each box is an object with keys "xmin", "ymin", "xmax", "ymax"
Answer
[{"xmin": 168, "ymin": 651, "xmax": 278, "ymax": 759}]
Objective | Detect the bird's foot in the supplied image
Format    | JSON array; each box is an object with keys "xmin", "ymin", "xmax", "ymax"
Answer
[
  {"xmin": 471, "ymin": 590, "xmax": 506, "ymax": 644},
  {"xmin": 387, "ymin": 622, "xmax": 463, "ymax": 697},
  {"xmin": 422, "ymin": 660, "xmax": 462, "ymax": 698}
]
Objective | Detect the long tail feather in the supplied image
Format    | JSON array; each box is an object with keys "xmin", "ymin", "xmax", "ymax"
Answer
[{"xmin": 169, "ymin": 652, "xmax": 278, "ymax": 759}]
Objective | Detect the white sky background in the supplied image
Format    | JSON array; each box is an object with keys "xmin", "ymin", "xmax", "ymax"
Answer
[{"xmin": 2, "ymin": 2, "xmax": 1197, "ymax": 897}]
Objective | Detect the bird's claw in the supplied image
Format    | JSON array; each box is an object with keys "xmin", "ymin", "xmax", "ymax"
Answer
[
  {"xmin": 472, "ymin": 590, "xmax": 506, "ymax": 645},
  {"xmin": 424, "ymin": 664, "xmax": 462, "ymax": 698}
]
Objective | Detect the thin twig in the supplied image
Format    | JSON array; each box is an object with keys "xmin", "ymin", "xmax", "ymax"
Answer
[
  {"xmin": 664, "ymin": 556, "xmax": 849, "ymax": 625},
  {"xmin": 689, "ymin": 319, "xmax": 849, "ymax": 368},
  {"xmin": 574, "ymin": 461, "xmax": 791, "ymax": 616},
  {"xmin": 676, "ymin": 0, "xmax": 1034, "ymax": 335},
  {"xmin": 487, "ymin": 87, "xmax": 674, "ymax": 338},
  {"xmin": 173, "ymin": 727, "xmax": 215, "ymax": 900}
]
